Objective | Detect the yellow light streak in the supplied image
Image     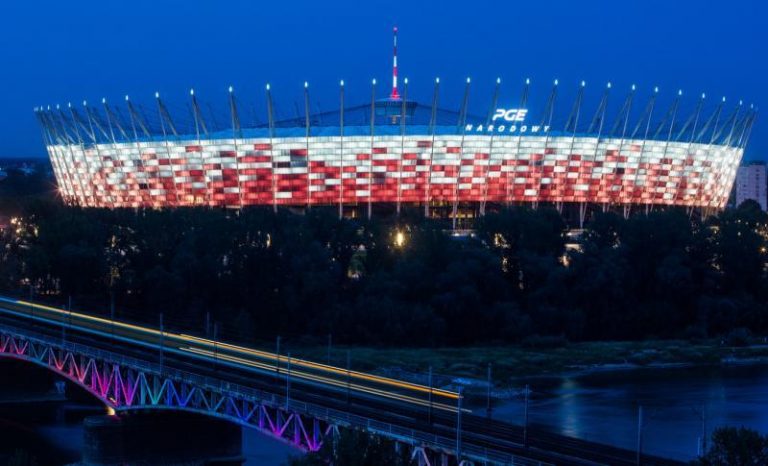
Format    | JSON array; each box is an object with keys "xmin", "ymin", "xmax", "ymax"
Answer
[
  {"xmin": 180, "ymin": 346, "xmax": 461, "ymax": 413},
  {"xmin": 4, "ymin": 299, "xmax": 459, "ymax": 402}
]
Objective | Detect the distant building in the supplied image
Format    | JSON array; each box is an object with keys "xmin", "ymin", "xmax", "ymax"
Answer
[{"xmin": 733, "ymin": 161, "xmax": 767, "ymax": 210}]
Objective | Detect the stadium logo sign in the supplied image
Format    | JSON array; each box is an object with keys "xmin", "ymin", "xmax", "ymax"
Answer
[
  {"xmin": 492, "ymin": 108, "xmax": 528, "ymax": 122},
  {"xmin": 465, "ymin": 107, "xmax": 550, "ymax": 134}
]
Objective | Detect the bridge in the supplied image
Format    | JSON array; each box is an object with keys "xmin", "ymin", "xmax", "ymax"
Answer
[{"xmin": 0, "ymin": 296, "xmax": 682, "ymax": 466}]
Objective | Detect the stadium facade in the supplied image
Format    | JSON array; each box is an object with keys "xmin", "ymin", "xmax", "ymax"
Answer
[{"xmin": 35, "ymin": 31, "xmax": 756, "ymax": 224}]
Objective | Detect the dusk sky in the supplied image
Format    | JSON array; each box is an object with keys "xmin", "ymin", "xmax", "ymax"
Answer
[{"xmin": 1, "ymin": 0, "xmax": 765, "ymax": 159}]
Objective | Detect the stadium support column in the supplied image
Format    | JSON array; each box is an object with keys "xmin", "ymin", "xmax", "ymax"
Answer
[
  {"xmin": 681, "ymin": 93, "xmax": 705, "ymax": 215},
  {"xmin": 673, "ymin": 91, "xmax": 708, "ymax": 208},
  {"xmin": 480, "ymin": 78, "xmax": 502, "ymax": 216},
  {"xmin": 452, "ymin": 78, "xmax": 471, "ymax": 231},
  {"xmin": 561, "ymin": 81, "xmax": 586, "ymax": 215},
  {"xmin": 397, "ymin": 77, "xmax": 409, "ymax": 216},
  {"xmin": 583, "ymin": 83, "xmax": 611, "ymax": 227},
  {"xmin": 156, "ymin": 92, "xmax": 181, "ymax": 207},
  {"xmin": 716, "ymin": 101, "xmax": 746, "ymax": 211},
  {"xmin": 726, "ymin": 106, "xmax": 758, "ymax": 211},
  {"xmin": 607, "ymin": 85, "xmax": 635, "ymax": 214},
  {"xmin": 507, "ymin": 78, "xmax": 530, "ymax": 207},
  {"xmin": 645, "ymin": 90, "xmax": 683, "ymax": 215},
  {"xmin": 228, "ymin": 86, "xmax": 244, "ymax": 209},
  {"xmin": 190, "ymin": 89, "xmax": 208, "ymax": 206},
  {"xmin": 102, "ymin": 98, "xmax": 122, "ymax": 205},
  {"xmin": 424, "ymin": 77, "xmax": 440, "ymax": 217},
  {"xmin": 694, "ymin": 97, "xmax": 724, "ymax": 219},
  {"xmin": 266, "ymin": 84, "xmax": 277, "ymax": 213},
  {"xmin": 304, "ymin": 82, "xmax": 311, "ymax": 209},
  {"xmin": 83, "ymin": 101, "xmax": 109, "ymax": 206},
  {"xmin": 64, "ymin": 103, "xmax": 95, "ymax": 206},
  {"xmin": 368, "ymin": 79, "xmax": 377, "ymax": 220},
  {"xmin": 627, "ymin": 87, "xmax": 659, "ymax": 217},
  {"xmin": 71, "ymin": 104, "xmax": 99, "ymax": 205},
  {"xmin": 339, "ymin": 80, "xmax": 345, "ymax": 219},
  {"xmin": 534, "ymin": 80, "xmax": 558, "ymax": 211},
  {"xmin": 54, "ymin": 105, "xmax": 87, "ymax": 207},
  {"xmin": 125, "ymin": 96, "xmax": 153, "ymax": 207},
  {"xmin": 707, "ymin": 99, "xmax": 740, "ymax": 214},
  {"xmin": 38, "ymin": 108, "xmax": 73, "ymax": 205}
]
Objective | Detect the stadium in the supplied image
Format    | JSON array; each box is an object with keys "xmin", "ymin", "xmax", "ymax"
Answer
[{"xmin": 34, "ymin": 29, "xmax": 755, "ymax": 226}]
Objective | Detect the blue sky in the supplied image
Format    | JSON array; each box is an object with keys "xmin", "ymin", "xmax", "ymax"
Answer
[{"xmin": 1, "ymin": 0, "xmax": 765, "ymax": 159}]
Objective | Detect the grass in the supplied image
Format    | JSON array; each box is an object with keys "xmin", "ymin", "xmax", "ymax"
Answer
[{"xmin": 287, "ymin": 339, "xmax": 768, "ymax": 388}]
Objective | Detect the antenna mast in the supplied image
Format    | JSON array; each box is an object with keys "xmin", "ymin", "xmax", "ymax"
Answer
[{"xmin": 390, "ymin": 26, "xmax": 400, "ymax": 100}]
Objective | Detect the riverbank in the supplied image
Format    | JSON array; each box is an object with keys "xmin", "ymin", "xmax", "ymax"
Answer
[{"xmin": 293, "ymin": 339, "xmax": 768, "ymax": 389}]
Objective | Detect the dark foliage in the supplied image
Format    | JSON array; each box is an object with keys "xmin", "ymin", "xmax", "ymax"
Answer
[
  {"xmin": 695, "ymin": 426, "xmax": 768, "ymax": 466},
  {"xmin": 0, "ymin": 198, "xmax": 766, "ymax": 347}
]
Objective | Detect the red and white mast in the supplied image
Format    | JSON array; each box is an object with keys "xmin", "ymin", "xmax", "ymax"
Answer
[{"xmin": 390, "ymin": 26, "xmax": 400, "ymax": 100}]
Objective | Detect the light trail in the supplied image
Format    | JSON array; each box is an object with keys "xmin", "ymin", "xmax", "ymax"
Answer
[
  {"xmin": 0, "ymin": 296, "xmax": 461, "ymax": 411},
  {"xmin": 180, "ymin": 346, "xmax": 462, "ymax": 413},
  {"xmin": 179, "ymin": 333, "xmax": 459, "ymax": 399}
]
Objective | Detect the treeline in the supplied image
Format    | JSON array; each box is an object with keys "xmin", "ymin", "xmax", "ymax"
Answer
[{"xmin": 1, "ymin": 199, "xmax": 767, "ymax": 346}]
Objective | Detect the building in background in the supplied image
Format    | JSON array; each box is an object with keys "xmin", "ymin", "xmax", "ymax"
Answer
[{"xmin": 733, "ymin": 161, "xmax": 767, "ymax": 210}]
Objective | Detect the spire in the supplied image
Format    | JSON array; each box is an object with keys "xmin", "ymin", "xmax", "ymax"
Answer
[{"xmin": 390, "ymin": 26, "xmax": 400, "ymax": 100}]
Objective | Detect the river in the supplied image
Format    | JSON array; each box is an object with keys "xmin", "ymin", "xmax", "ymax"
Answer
[
  {"xmin": 493, "ymin": 364, "xmax": 768, "ymax": 461},
  {"xmin": 1, "ymin": 363, "xmax": 766, "ymax": 464}
]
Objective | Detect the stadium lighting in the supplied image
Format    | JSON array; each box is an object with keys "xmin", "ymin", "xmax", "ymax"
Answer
[
  {"xmin": 83, "ymin": 100, "xmax": 87, "ymax": 106},
  {"xmin": 722, "ymin": 96, "xmax": 726, "ymax": 102},
  {"xmin": 702, "ymin": 93, "xmax": 706, "ymax": 99},
  {"xmin": 102, "ymin": 98, "xmax": 106, "ymax": 104},
  {"xmin": 34, "ymin": 29, "xmax": 748, "ymax": 216},
  {"xmin": 678, "ymin": 89, "xmax": 683, "ymax": 96},
  {"xmin": 124, "ymin": 96, "xmax": 129, "ymax": 102}
]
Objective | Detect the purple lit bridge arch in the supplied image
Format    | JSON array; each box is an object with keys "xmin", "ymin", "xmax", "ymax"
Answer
[
  {"xmin": 0, "ymin": 327, "xmax": 541, "ymax": 466},
  {"xmin": 0, "ymin": 328, "xmax": 332, "ymax": 451}
]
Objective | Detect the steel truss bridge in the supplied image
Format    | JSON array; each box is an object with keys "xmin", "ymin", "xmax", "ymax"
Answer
[{"xmin": 0, "ymin": 296, "xmax": 682, "ymax": 466}]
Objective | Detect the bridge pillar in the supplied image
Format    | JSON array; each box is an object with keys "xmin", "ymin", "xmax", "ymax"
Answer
[{"xmin": 83, "ymin": 412, "xmax": 244, "ymax": 465}]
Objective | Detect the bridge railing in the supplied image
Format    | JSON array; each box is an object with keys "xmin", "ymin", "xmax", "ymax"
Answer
[{"xmin": 2, "ymin": 323, "xmax": 551, "ymax": 466}]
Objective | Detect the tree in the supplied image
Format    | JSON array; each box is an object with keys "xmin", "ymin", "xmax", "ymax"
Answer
[
  {"xmin": 286, "ymin": 429, "xmax": 411, "ymax": 466},
  {"xmin": 697, "ymin": 427, "xmax": 768, "ymax": 466}
]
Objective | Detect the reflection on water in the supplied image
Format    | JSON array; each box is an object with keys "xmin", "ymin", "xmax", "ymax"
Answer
[{"xmin": 493, "ymin": 364, "xmax": 768, "ymax": 461}]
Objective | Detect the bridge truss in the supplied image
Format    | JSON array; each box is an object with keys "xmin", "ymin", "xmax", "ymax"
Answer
[{"xmin": 0, "ymin": 327, "xmax": 547, "ymax": 466}]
